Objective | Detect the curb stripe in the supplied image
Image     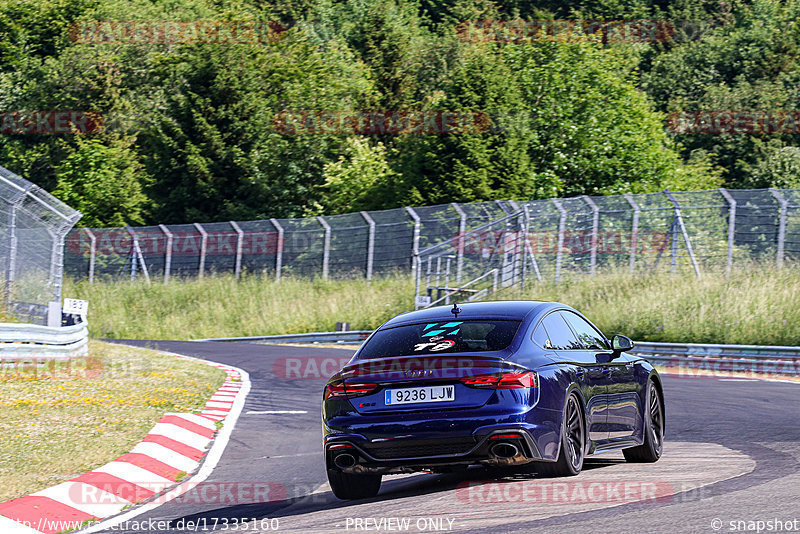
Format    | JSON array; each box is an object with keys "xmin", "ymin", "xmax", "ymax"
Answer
[
  {"xmin": 130, "ymin": 442, "xmax": 198, "ymax": 472},
  {"xmin": 140, "ymin": 435, "xmax": 204, "ymax": 461},
  {"xmin": 71, "ymin": 472, "xmax": 155, "ymax": 503},
  {"xmin": 173, "ymin": 413, "xmax": 217, "ymax": 431},
  {"xmin": 130, "ymin": 443, "xmax": 199, "ymax": 473},
  {"xmin": 115, "ymin": 453, "xmax": 183, "ymax": 481},
  {"xmin": 32, "ymin": 482, "xmax": 130, "ymax": 519},
  {"xmin": 0, "ymin": 496, "xmax": 97, "ymax": 534},
  {"xmin": 160, "ymin": 415, "xmax": 215, "ymax": 438},
  {"xmin": 149, "ymin": 423, "xmax": 211, "ymax": 451},
  {"xmin": 93, "ymin": 463, "xmax": 173, "ymax": 491},
  {"xmin": 205, "ymin": 401, "xmax": 235, "ymax": 409}
]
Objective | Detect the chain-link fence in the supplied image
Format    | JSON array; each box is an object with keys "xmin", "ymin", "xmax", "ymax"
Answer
[
  {"xmin": 0, "ymin": 166, "xmax": 82, "ymax": 324},
  {"xmin": 412, "ymin": 188, "xmax": 800, "ymax": 307},
  {"xmin": 63, "ymin": 189, "xmax": 799, "ymax": 296}
]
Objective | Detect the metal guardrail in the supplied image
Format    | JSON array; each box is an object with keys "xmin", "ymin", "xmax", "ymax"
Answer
[
  {"xmin": 192, "ymin": 330, "xmax": 372, "ymax": 345},
  {"xmin": 631, "ymin": 341, "xmax": 800, "ymax": 376},
  {"xmin": 0, "ymin": 321, "xmax": 89, "ymax": 359},
  {"xmin": 195, "ymin": 331, "xmax": 800, "ymax": 376}
]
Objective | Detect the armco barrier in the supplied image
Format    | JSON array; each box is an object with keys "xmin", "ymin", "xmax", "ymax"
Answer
[
  {"xmin": 194, "ymin": 331, "xmax": 800, "ymax": 376},
  {"xmin": 632, "ymin": 340, "xmax": 800, "ymax": 376},
  {"xmin": 192, "ymin": 330, "xmax": 371, "ymax": 344},
  {"xmin": 0, "ymin": 321, "xmax": 89, "ymax": 359}
]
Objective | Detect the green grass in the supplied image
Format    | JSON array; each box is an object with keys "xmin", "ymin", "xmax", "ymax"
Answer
[
  {"xmin": 65, "ymin": 267, "xmax": 800, "ymax": 345},
  {"xmin": 64, "ymin": 274, "xmax": 414, "ymax": 340},
  {"xmin": 0, "ymin": 341, "xmax": 225, "ymax": 502},
  {"xmin": 508, "ymin": 265, "xmax": 800, "ymax": 346}
]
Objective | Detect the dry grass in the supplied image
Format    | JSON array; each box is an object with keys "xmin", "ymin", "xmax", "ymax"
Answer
[
  {"xmin": 0, "ymin": 341, "xmax": 225, "ymax": 502},
  {"xmin": 64, "ymin": 267, "xmax": 800, "ymax": 345},
  {"xmin": 507, "ymin": 265, "xmax": 800, "ymax": 345},
  {"xmin": 64, "ymin": 274, "xmax": 414, "ymax": 340}
]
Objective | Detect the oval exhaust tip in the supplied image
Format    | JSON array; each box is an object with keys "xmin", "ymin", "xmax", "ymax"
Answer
[
  {"xmin": 333, "ymin": 453, "xmax": 356, "ymax": 469},
  {"xmin": 490, "ymin": 442, "xmax": 519, "ymax": 459}
]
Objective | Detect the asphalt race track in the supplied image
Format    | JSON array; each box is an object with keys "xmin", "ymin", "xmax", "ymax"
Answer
[{"xmin": 101, "ymin": 340, "xmax": 800, "ymax": 534}]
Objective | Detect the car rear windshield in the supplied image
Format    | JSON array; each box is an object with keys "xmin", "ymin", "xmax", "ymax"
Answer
[{"xmin": 356, "ymin": 320, "xmax": 522, "ymax": 359}]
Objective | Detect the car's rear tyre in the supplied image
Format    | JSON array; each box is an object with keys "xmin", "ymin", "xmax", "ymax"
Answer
[
  {"xmin": 536, "ymin": 392, "xmax": 585, "ymax": 477},
  {"xmin": 327, "ymin": 469, "xmax": 382, "ymax": 500},
  {"xmin": 623, "ymin": 380, "xmax": 664, "ymax": 463}
]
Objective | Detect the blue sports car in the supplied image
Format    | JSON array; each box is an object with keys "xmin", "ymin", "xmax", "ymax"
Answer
[{"xmin": 322, "ymin": 301, "xmax": 664, "ymax": 499}]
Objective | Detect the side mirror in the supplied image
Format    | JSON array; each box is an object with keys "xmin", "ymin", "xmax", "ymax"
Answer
[{"xmin": 612, "ymin": 334, "xmax": 635, "ymax": 354}]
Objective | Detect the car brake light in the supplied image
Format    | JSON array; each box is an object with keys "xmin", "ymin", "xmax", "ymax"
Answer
[
  {"xmin": 461, "ymin": 371, "xmax": 537, "ymax": 389},
  {"xmin": 490, "ymin": 433, "xmax": 523, "ymax": 439},
  {"xmin": 324, "ymin": 381, "xmax": 379, "ymax": 400}
]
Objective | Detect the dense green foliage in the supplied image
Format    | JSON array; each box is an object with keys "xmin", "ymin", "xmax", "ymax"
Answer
[{"xmin": 1, "ymin": 0, "xmax": 797, "ymax": 225}]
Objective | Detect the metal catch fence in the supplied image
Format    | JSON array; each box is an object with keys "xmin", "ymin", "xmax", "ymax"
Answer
[
  {"xmin": 62, "ymin": 190, "xmax": 800, "ymax": 301},
  {"xmin": 0, "ymin": 166, "xmax": 82, "ymax": 324}
]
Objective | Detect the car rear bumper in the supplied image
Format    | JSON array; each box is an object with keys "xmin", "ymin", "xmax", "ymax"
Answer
[{"xmin": 324, "ymin": 424, "xmax": 549, "ymax": 474}]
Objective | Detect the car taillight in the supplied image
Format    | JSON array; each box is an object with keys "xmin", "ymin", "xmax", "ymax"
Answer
[
  {"xmin": 461, "ymin": 371, "xmax": 537, "ymax": 389},
  {"xmin": 323, "ymin": 381, "xmax": 379, "ymax": 400}
]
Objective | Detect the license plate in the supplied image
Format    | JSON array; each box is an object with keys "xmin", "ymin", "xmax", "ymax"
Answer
[{"xmin": 385, "ymin": 385, "xmax": 455, "ymax": 405}]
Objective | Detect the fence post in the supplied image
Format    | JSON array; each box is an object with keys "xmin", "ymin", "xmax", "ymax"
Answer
[
  {"xmin": 451, "ymin": 202, "xmax": 466, "ymax": 282},
  {"xmin": 522, "ymin": 204, "xmax": 542, "ymax": 283},
  {"xmin": 159, "ymin": 224, "xmax": 173, "ymax": 283},
  {"xmin": 49, "ymin": 223, "xmax": 70, "ymax": 304},
  {"xmin": 84, "ymin": 228, "xmax": 96, "ymax": 284},
  {"xmin": 769, "ymin": 189, "xmax": 788, "ymax": 268},
  {"xmin": 5, "ymin": 185, "xmax": 31, "ymax": 305},
  {"xmin": 623, "ymin": 194, "xmax": 640, "ymax": 274},
  {"xmin": 582, "ymin": 195, "xmax": 600, "ymax": 275},
  {"xmin": 361, "ymin": 211, "xmax": 375, "ymax": 280},
  {"xmin": 317, "ymin": 216, "xmax": 331, "ymax": 280},
  {"xmin": 270, "ymin": 218, "xmax": 283, "ymax": 281},
  {"xmin": 194, "ymin": 223, "xmax": 208, "ymax": 278},
  {"xmin": 719, "ymin": 188, "xmax": 736, "ymax": 277},
  {"xmin": 230, "ymin": 221, "xmax": 244, "ymax": 280},
  {"xmin": 405, "ymin": 207, "xmax": 421, "ymax": 302},
  {"xmin": 552, "ymin": 199, "xmax": 566, "ymax": 283},
  {"xmin": 126, "ymin": 225, "xmax": 150, "ymax": 284},
  {"xmin": 664, "ymin": 190, "xmax": 701, "ymax": 279}
]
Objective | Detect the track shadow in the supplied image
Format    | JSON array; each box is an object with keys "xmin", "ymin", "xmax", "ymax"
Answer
[{"xmin": 164, "ymin": 459, "xmax": 628, "ymax": 530}]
